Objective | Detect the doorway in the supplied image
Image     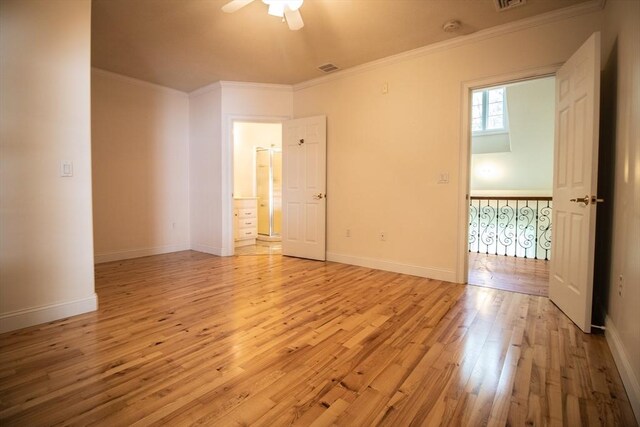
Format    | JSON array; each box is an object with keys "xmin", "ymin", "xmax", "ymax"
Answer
[
  {"xmin": 232, "ymin": 121, "xmax": 283, "ymax": 256},
  {"xmin": 466, "ymin": 76, "xmax": 556, "ymax": 296}
]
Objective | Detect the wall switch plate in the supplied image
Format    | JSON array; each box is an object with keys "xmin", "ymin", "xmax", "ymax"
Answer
[
  {"xmin": 438, "ymin": 172, "xmax": 449, "ymax": 184},
  {"xmin": 382, "ymin": 82, "xmax": 389, "ymax": 94},
  {"xmin": 380, "ymin": 231, "xmax": 386, "ymax": 241},
  {"xmin": 60, "ymin": 161, "xmax": 73, "ymax": 177}
]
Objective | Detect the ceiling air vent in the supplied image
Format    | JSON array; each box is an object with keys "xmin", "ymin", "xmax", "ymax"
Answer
[
  {"xmin": 318, "ymin": 63, "xmax": 339, "ymax": 73},
  {"xmin": 494, "ymin": 0, "xmax": 526, "ymax": 12}
]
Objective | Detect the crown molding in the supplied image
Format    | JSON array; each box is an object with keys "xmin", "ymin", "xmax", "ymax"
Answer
[
  {"xmin": 189, "ymin": 81, "xmax": 223, "ymax": 98},
  {"xmin": 219, "ymin": 81, "xmax": 293, "ymax": 92},
  {"xmin": 189, "ymin": 80, "xmax": 293, "ymax": 98},
  {"xmin": 91, "ymin": 68, "xmax": 189, "ymax": 97},
  {"xmin": 293, "ymin": 0, "xmax": 605, "ymax": 91}
]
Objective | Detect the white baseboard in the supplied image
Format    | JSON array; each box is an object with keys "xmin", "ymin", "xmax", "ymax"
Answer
[
  {"xmin": 94, "ymin": 243, "xmax": 190, "ymax": 264},
  {"xmin": 190, "ymin": 243, "xmax": 229, "ymax": 256},
  {"xmin": 326, "ymin": 252, "xmax": 456, "ymax": 282},
  {"xmin": 605, "ymin": 315, "xmax": 640, "ymax": 423},
  {"xmin": 0, "ymin": 294, "xmax": 98, "ymax": 334}
]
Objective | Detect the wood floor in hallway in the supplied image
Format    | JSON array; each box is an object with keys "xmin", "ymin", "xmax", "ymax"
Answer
[
  {"xmin": 468, "ymin": 252, "xmax": 550, "ymax": 297},
  {"xmin": 0, "ymin": 251, "xmax": 635, "ymax": 426}
]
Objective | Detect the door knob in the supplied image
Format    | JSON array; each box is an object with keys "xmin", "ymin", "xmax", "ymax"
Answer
[
  {"xmin": 569, "ymin": 195, "xmax": 590, "ymax": 205},
  {"xmin": 313, "ymin": 193, "xmax": 325, "ymax": 200}
]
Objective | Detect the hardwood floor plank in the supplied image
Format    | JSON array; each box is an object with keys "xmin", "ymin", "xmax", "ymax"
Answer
[
  {"xmin": 0, "ymin": 251, "xmax": 635, "ymax": 426},
  {"xmin": 469, "ymin": 252, "xmax": 549, "ymax": 296}
]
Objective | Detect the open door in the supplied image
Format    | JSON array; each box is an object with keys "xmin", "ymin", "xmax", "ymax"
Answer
[
  {"xmin": 282, "ymin": 115, "xmax": 327, "ymax": 261},
  {"xmin": 549, "ymin": 32, "xmax": 601, "ymax": 333}
]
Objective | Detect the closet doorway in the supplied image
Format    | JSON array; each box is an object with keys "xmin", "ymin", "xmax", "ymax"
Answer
[{"xmin": 232, "ymin": 121, "xmax": 282, "ymax": 256}]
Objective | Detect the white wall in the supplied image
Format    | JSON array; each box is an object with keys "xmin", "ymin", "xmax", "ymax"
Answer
[
  {"xmin": 471, "ymin": 77, "xmax": 555, "ymax": 196},
  {"xmin": 233, "ymin": 122, "xmax": 282, "ymax": 198},
  {"xmin": 188, "ymin": 82, "xmax": 292, "ymax": 256},
  {"xmin": 189, "ymin": 85, "xmax": 223, "ymax": 255},
  {"xmin": 293, "ymin": 10, "xmax": 603, "ymax": 281},
  {"xmin": 221, "ymin": 84, "xmax": 292, "ymax": 254},
  {"xmin": 601, "ymin": 0, "xmax": 640, "ymax": 420},
  {"xmin": 0, "ymin": 0, "xmax": 97, "ymax": 332},
  {"xmin": 91, "ymin": 69, "xmax": 190, "ymax": 263}
]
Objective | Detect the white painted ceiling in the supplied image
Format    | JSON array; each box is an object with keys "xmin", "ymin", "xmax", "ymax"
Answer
[{"xmin": 91, "ymin": 0, "xmax": 591, "ymax": 92}]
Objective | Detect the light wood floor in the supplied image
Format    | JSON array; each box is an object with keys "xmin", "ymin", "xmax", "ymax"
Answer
[
  {"xmin": 235, "ymin": 240, "xmax": 282, "ymax": 256},
  {"xmin": 468, "ymin": 252, "xmax": 550, "ymax": 297},
  {"xmin": 0, "ymin": 251, "xmax": 635, "ymax": 426}
]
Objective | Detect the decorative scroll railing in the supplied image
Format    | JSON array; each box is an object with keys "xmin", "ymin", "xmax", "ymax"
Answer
[{"xmin": 468, "ymin": 196, "xmax": 552, "ymax": 260}]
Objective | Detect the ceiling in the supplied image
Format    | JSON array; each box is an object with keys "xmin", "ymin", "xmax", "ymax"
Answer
[{"xmin": 92, "ymin": 0, "xmax": 591, "ymax": 92}]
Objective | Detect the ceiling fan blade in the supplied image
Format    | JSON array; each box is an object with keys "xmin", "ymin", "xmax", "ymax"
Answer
[
  {"xmin": 221, "ymin": 0, "xmax": 254, "ymax": 13},
  {"xmin": 284, "ymin": 7, "xmax": 304, "ymax": 30}
]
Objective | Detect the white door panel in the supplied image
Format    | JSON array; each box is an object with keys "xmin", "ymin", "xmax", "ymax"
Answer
[
  {"xmin": 549, "ymin": 32, "xmax": 601, "ymax": 333},
  {"xmin": 282, "ymin": 116, "xmax": 327, "ymax": 260}
]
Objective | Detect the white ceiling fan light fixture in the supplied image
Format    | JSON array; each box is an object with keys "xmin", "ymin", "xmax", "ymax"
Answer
[
  {"xmin": 283, "ymin": 7, "xmax": 304, "ymax": 31},
  {"xmin": 263, "ymin": 0, "xmax": 303, "ymax": 17},
  {"xmin": 263, "ymin": 0, "xmax": 304, "ymax": 30},
  {"xmin": 222, "ymin": 0, "xmax": 304, "ymax": 30}
]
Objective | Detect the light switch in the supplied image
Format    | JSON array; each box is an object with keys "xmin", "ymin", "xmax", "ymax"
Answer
[
  {"xmin": 438, "ymin": 172, "xmax": 449, "ymax": 184},
  {"xmin": 60, "ymin": 161, "xmax": 73, "ymax": 177}
]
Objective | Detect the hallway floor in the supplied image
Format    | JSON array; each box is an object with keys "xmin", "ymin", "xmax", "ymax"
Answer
[
  {"xmin": 235, "ymin": 240, "xmax": 282, "ymax": 256},
  {"xmin": 468, "ymin": 252, "xmax": 549, "ymax": 297}
]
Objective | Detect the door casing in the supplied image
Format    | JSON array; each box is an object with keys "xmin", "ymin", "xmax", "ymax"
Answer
[
  {"xmin": 225, "ymin": 115, "xmax": 290, "ymax": 256},
  {"xmin": 456, "ymin": 65, "xmax": 561, "ymax": 284}
]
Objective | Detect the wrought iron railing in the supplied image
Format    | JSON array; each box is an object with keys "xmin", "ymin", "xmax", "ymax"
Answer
[{"xmin": 468, "ymin": 196, "xmax": 552, "ymax": 260}]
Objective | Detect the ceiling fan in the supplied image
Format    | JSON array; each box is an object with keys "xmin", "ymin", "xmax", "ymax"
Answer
[{"xmin": 222, "ymin": 0, "xmax": 304, "ymax": 30}]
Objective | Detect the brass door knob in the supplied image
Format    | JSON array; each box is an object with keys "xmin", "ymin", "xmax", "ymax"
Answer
[{"xmin": 569, "ymin": 195, "xmax": 590, "ymax": 205}]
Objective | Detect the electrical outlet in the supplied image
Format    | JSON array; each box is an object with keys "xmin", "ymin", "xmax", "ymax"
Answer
[
  {"xmin": 380, "ymin": 231, "xmax": 386, "ymax": 241},
  {"xmin": 345, "ymin": 228, "xmax": 351, "ymax": 237},
  {"xmin": 618, "ymin": 275, "xmax": 624, "ymax": 297}
]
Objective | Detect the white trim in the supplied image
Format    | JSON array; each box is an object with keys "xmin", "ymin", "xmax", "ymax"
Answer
[
  {"xmin": 94, "ymin": 243, "xmax": 190, "ymax": 264},
  {"xmin": 190, "ymin": 81, "xmax": 293, "ymax": 98},
  {"xmin": 293, "ymin": 0, "xmax": 604, "ymax": 91},
  {"xmin": 605, "ymin": 315, "xmax": 640, "ymax": 423},
  {"xmin": 0, "ymin": 294, "xmax": 98, "ymax": 334},
  {"xmin": 91, "ymin": 68, "xmax": 188, "ymax": 97},
  {"xmin": 472, "ymin": 129, "xmax": 510, "ymax": 138},
  {"xmin": 327, "ymin": 252, "xmax": 456, "ymax": 283},
  {"xmin": 190, "ymin": 243, "xmax": 227, "ymax": 256},
  {"xmin": 224, "ymin": 115, "xmax": 291, "ymax": 257},
  {"xmin": 219, "ymin": 81, "xmax": 294, "ymax": 92},
  {"xmin": 456, "ymin": 65, "xmax": 560, "ymax": 284},
  {"xmin": 470, "ymin": 189, "xmax": 552, "ymax": 197},
  {"xmin": 189, "ymin": 81, "xmax": 222, "ymax": 98}
]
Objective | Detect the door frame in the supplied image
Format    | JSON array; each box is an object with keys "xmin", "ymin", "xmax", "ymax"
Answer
[
  {"xmin": 224, "ymin": 114, "xmax": 291, "ymax": 256},
  {"xmin": 455, "ymin": 64, "xmax": 561, "ymax": 283}
]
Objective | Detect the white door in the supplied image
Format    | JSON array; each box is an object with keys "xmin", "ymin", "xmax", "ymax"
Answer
[
  {"xmin": 549, "ymin": 32, "xmax": 601, "ymax": 333},
  {"xmin": 282, "ymin": 116, "xmax": 327, "ymax": 260}
]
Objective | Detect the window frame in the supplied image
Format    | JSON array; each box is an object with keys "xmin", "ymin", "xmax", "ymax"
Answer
[{"xmin": 471, "ymin": 87, "xmax": 509, "ymax": 136}]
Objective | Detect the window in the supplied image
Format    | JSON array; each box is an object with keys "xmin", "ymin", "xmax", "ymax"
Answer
[{"xmin": 472, "ymin": 87, "xmax": 508, "ymax": 134}]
